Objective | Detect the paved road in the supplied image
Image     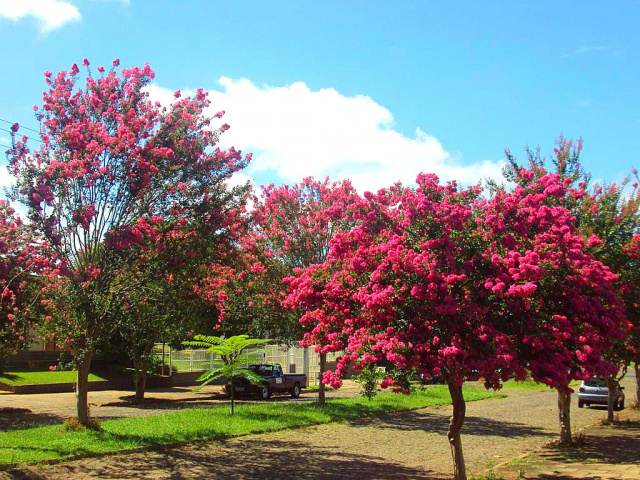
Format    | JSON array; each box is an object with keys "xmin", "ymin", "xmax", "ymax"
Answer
[{"xmin": 7, "ymin": 376, "xmax": 636, "ymax": 480}]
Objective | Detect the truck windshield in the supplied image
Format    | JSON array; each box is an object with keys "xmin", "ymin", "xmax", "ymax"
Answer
[{"xmin": 249, "ymin": 365, "xmax": 274, "ymax": 376}]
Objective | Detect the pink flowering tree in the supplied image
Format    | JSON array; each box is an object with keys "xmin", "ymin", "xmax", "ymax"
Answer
[
  {"xmin": 0, "ymin": 201, "xmax": 48, "ymax": 369},
  {"xmin": 480, "ymin": 169, "xmax": 624, "ymax": 443},
  {"xmin": 289, "ymin": 175, "xmax": 522, "ymax": 479},
  {"xmin": 621, "ymin": 235, "xmax": 640, "ymax": 405},
  {"xmin": 7, "ymin": 59, "xmax": 250, "ymax": 424},
  {"xmin": 577, "ymin": 178, "xmax": 640, "ymax": 419},
  {"xmin": 288, "ymin": 170, "xmax": 624, "ymax": 478},
  {"xmin": 193, "ymin": 242, "xmax": 300, "ymax": 340},
  {"xmin": 250, "ymin": 177, "xmax": 362, "ymax": 403},
  {"xmin": 114, "ymin": 217, "xmax": 245, "ymax": 402},
  {"xmin": 503, "ymin": 138, "xmax": 638, "ymax": 422}
]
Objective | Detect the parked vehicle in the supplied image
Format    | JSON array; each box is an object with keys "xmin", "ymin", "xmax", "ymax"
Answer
[
  {"xmin": 226, "ymin": 363, "xmax": 307, "ymax": 400},
  {"xmin": 578, "ymin": 377, "xmax": 625, "ymax": 409},
  {"xmin": 419, "ymin": 372, "xmax": 445, "ymax": 384}
]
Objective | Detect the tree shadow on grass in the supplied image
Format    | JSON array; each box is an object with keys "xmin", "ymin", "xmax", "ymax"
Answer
[
  {"xmin": 13, "ymin": 438, "xmax": 448, "ymax": 480},
  {"xmin": 0, "ymin": 373, "xmax": 20, "ymax": 383}
]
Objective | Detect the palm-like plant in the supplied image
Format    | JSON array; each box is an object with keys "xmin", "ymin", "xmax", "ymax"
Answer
[{"xmin": 182, "ymin": 334, "xmax": 270, "ymax": 415}]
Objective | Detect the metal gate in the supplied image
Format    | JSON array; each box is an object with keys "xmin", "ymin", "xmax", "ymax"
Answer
[{"xmin": 155, "ymin": 343, "xmax": 339, "ymax": 385}]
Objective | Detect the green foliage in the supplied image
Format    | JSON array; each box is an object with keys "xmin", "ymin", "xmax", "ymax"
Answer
[
  {"xmin": 0, "ymin": 386, "xmax": 501, "ymax": 466},
  {"xmin": 182, "ymin": 334, "xmax": 269, "ymax": 414},
  {"xmin": 354, "ymin": 365, "xmax": 385, "ymax": 400}
]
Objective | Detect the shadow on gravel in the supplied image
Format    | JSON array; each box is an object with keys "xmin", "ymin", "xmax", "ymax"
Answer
[
  {"xmin": 542, "ymin": 422, "xmax": 640, "ymax": 465},
  {"xmin": 360, "ymin": 410, "xmax": 552, "ymax": 438},
  {"xmin": 12, "ymin": 439, "xmax": 446, "ymax": 480}
]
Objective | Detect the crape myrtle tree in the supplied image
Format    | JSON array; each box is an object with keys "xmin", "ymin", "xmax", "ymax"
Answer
[
  {"xmin": 7, "ymin": 59, "xmax": 251, "ymax": 424},
  {"xmin": 115, "ymin": 258, "xmax": 207, "ymax": 402},
  {"xmin": 197, "ymin": 178, "xmax": 363, "ymax": 403},
  {"xmin": 288, "ymin": 171, "xmax": 624, "ymax": 479},
  {"xmin": 623, "ymin": 234, "xmax": 640, "ymax": 405},
  {"xmin": 503, "ymin": 138, "xmax": 639, "ymax": 421},
  {"xmin": 578, "ymin": 178, "xmax": 640, "ymax": 420},
  {"xmin": 481, "ymin": 168, "xmax": 624, "ymax": 444},
  {"xmin": 0, "ymin": 200, "xmax": 49, "ymax": 370},
  {"xmin": 196, "ymin": 178, "xmax": 362, "ymax": 405},
  {"xmin": 114, "ymin": 190, "xmax": 249, "ymax": 402},
  {"xmin": 251, "ymin": 177, "xmax": 362, "ymax": 404},
  {"xmin": 289, "ymin": 174, "xmax": 523, "ymax": 480},
  {"xmin": 194, "ymin": 241, "xmax": 301, "ymax": 341}
]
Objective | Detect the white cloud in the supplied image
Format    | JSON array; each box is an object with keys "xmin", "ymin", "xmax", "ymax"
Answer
[
  {"xmin": 146, "ymin": 78, "xmax": 505, "ymax": 193},
  {"xmin": 0, "ymin": 166, "xmax": 13, "ymax": 189},
  {"xmin": 0, "ymin": 0, "xmax": 81, "ymax": 33},
  {"xmin": 225, "ymin": 172, "xmax": 258, "ymax": 194}
]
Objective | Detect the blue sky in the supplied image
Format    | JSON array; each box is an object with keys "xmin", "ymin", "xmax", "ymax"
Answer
[{"xmin": 1, "ymin": 1, "xmax": 638, "ymax": 192}]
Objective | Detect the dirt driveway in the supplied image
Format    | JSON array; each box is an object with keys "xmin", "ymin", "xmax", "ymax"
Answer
[{"xmin": 9, "ymin": 376, "xmax": 635, "ymax": 480}]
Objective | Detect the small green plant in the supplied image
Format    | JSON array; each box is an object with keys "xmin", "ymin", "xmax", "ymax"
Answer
[
  {"xmin": 469, "ymin": 461, "xmax": 504, "ymax": 480},
  {"xmin": 182, "ymin": 334, "xmax": 269, "ymax": 415},
  {"xmin": 62, "ymin": 417, "xmax": 101, "ymax": 431},
  {"xmin": 508, "ymin": 456, "xmax": 542, "ymax": 467},
  {"xmin": 354, "ymin": 365, "xmax": 385, "ymax": 400}
]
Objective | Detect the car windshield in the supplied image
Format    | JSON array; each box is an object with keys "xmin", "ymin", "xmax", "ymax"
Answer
[{"xmin": 584, "ymin": 377, "xmax": 607, "ymax": 387}]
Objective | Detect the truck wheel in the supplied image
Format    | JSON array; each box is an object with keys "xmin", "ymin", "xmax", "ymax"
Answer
[
  {"xmin": 259, "ymin": 384, "xmax": 271, "ymax": 400},
  {"xmin": 291, "ymin": 383, "xmax": 301, "ymax": 398},
  {"xmin": 578, "ymin": 400, "xmax": 584, "ymax": 408}
]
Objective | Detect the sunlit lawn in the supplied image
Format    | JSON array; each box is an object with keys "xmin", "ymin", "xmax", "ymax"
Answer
[
  {"xmin": 502, "ymin": 378, "xmax": 581, "ymax": 390},
  {"xmin": 0, "ymin": 368, "xmax": 105, "ymax": 386},
  {"xmin": 0, "ymin": 385, "xmax": 502, "ymax": 466}
]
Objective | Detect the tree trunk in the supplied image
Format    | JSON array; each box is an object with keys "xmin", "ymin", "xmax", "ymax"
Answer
[
  {"xmin": 446, "ymin": 378, "xmax": 467, "ymax": 480},
  {"xmin": 634, "ymin": 362, "xmax": 640, "ymax": 408},
  {"xmin": 76, "ymin": 352, "xmax": 93, "ymax": 426},
  {"xmin": 134, "ymin": 368, "xmax": 147, "ymax": 402},
  {"xmin": 318, "ymin": 352, "xmax": 327, "ymax": 405},
  {"xmin": 132, "ymin": 343, "xmax": 153, "ymax": 402},
  {"xmin": 557, "ymin": 389, "xmax": 572, "ymax": 444},
  {"xmin": 230, "ymin": 382, "xmax": 235, "ymax": 416},
  {"xmin": 605, "ymin": 376, "xmax": 618, "ymax": 423}
]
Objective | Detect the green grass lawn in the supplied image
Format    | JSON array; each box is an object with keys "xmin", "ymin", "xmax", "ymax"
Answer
[
  {"xmin": 0, "ymin": 368, "xmax": 105, "ymax": 386},
  {"xmin": 502, "ymin": 379, "xmax": 581, "ymax": 390},
  {"xmin": 0, "ymin": 385, "xmax": 501, "ymax": 466}
]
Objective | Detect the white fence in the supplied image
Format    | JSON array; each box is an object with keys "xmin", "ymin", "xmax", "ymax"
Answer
[{"xmin": 153, "ymin": 343, "xmax": 341, "ymax": 386}]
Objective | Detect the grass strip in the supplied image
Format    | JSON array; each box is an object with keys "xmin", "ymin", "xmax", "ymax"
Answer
[
  {"xmin": 502, "ymin": 379, "xmax": 580, "ymax": 390},
  {"xmin": 0, "ymin": 385, "xmax": 501, "ymax": 466},
  {"xmin": 0, "ymin": 369, "xmax": 105, "ymax": 387}
]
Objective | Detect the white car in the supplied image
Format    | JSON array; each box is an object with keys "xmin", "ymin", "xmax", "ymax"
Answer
[{"xmin": 577, "ymin": 377, "xmax": 625, "ymax": 410}]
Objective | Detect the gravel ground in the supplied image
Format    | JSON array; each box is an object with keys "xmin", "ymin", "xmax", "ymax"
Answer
[{"xmin": 8, "ymin": 376, "xmax": 635, "ymax": 480}]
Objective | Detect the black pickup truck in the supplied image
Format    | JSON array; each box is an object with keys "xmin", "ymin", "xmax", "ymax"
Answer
[{"xmin": 227, "ymin": 363, "xmax": 308, "ymax": 400}]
